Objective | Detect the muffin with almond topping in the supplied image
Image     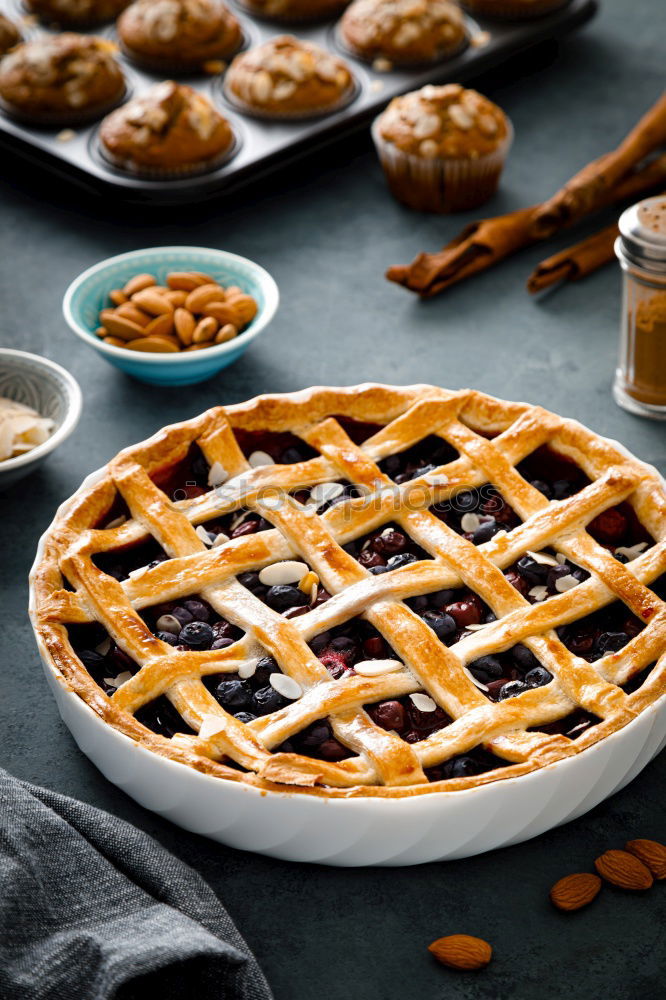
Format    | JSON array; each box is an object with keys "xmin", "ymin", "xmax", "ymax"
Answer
[
  {"xmin": 0, "ymin": 14, "xmax": 21, "ymax": 57},
  {"xmin": 225, "ymin": 35, "xmax": 356, "ymax": 119},
  {"xmin": 340, "ymin": 0, "xmax": 468, "ymax": 67},
  {"xmin": 461, "ymin": 0, "xmax": 570, "ymax": 19},
  {"xmin": 99, "ymin": 80, "xmax": 235, "ymax": 176},
  {"xmin": 118, "ymin": 0, "xmax": 243, "ymax": 73},
  {"xmin": 372, "ymin": 83, "xmax": 512, "ymax": 212},
  {"xmin": 25, "ymin": 0, "xmax": 130, "ymax": 27},
  {"xmin": 0, "ymin": 34, "xmax": 125, "ymax": 124},
  {"xmin": 236, "ymin": 0, "xmax": 350, "ymax": 21}
]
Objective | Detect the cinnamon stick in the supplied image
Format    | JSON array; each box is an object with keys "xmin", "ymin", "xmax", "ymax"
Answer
[
  {"xmin": 387, "ymin": 153, "xmax": 666, "ymax": 298},
  {"xmin": 526, "ymin": 222, "xmax": 619, "ymax": 293},
  {"xmin": 531, "ymin": 93, "xmax": 666, "ymax": 238}
]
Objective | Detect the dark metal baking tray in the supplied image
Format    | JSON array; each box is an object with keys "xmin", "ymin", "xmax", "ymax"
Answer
[{"xmin": 0, "ymin": 0, "xmax": 597, "ymax": 202}]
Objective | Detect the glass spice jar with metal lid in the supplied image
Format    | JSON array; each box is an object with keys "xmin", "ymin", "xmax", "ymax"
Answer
[{"xmin": 613, "ymin": 195, "xmax": 666, "ymax": 419}]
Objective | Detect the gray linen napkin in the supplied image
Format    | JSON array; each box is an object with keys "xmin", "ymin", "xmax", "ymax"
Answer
[{"xmin": 0, "ymin": 767, "xmax": 273, "ymax": 1000}]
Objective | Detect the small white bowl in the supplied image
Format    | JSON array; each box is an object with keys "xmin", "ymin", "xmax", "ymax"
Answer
[{"xmin": 0, "ymin": 349, "xmax": 82, "ymax": 491}]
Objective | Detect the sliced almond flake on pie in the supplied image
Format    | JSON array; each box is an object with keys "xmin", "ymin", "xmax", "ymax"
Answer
[
  {"xmin": 238, "ymin": 657, "xmax": 259, "ymax": 679},
  {"xmin": 554, "ymin": 574, "xmax": 580, "ymax": 593},
  {"xmin": 615, "ymin": 541, "xmax": 648, "ymax": 561},
  {"xmin": 410, "ymin": 693, "xmax": 437, "ymax": 713},
  {"xmin": 170, "ymin": 733, "xmax": 195, "ymax": 749},
  {"xmin": 104, "ymin": 671, "xmax": 132, "ymax": 689},
  {"xmin": 248, "ymin": 450, "xmax": 274, "ymax": 468},
  {"xmin": 463, "ymin": 667, "xmax": 489, "ymax": 692},
  {"xmin": 105, "ymin": 515, "xmax": 126, "ymax": 529},
  {"xmin": 95, "ymin": 637, "xmax": 112, "ymax": 656},
  {"xmin": 465, "ymin": 622, "xmax": 490, "ymax": 631},
  {"xmin": 230, "ymin": 509, "xmax": 252, "ymax": 531},
  {"xmin": 270, "ymin": 674, "xmax": 302, "ymax": 700},
  {"xmin": 199, "ymin": 713, "xmax": 227, "ymax": 740},
  {"xmin": 259, "ymin": 560, "xmax": 309, "ymax": 586},
  {"xmin": 529, "ymin": 585, "xmax": 549, "ymax": 602},
  {"xmin": 527, "ymin": 549, "xmax": 559, "ymax": 567},
  {"xmin": 207, "ymin": 461, "xmax": 228, "ymax": 487},
  {"xmin": 425, "ymin": 471, "xmax": 449, "ymax": 487},
  {"xmin": 127, "ymin": 566, "xmax": 148, "ymax": 579},
  {"xmin": 310, "ymin": 481, "xmax": 344, "ymax": 506},
  {"xmin": 556, "ymin": 552, "xmax": 567, "ymax": 564},
  {"xmin": 460, "ymin": 512, "xmax": 481, "ymax": 533},
  {"xmin": 212, "ymin": 531, "xmax": 229, "ymax": 547},
  {"xmin": 353, "ymin": 658, "xmax": 403, "ymax": 677},
  {"xmin": 195, "ymin": 524, "xmax": 214, "ymax": 546},
  {"xmin": 156, "ymin": 613, "xmax": 181, "ymax": 634}
]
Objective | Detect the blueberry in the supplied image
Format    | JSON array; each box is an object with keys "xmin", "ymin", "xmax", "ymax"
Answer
[
  {"xmin": 178, "ymin": 621, "xmax": 214, "ymax": 649},
  {"xmin": 191, "ymin": 453, "xmax": 209, "ymax": 481},
  {"xmin": 341, "ymin": 542, "xmax": 358, "ymax": 556},
  {"xmin": 237, "ymin": 571, "xmax": 263, "ymax": 592},
  {"xmin": 156, "ymin": 630, "xmax": 180, "ymax": 647},
  {"xmin": 449, "ymin": 756, "xmax": 480, "ymax": 778},
  {"xmin": 386, "ymin": 552, "xmax": 418, "ymax": 570},
  {"xmin": 553, "ymin": 479, "xmax": 573, "ymax": 500},
  {"xmin": 254, "ymin": 656, "xmax": 280, "ymax": 685},
  {"xmin": 421, "ymin": 610, "xmax": 457, "ymax": 640},
  {"xmin": 428, "ymin": 589, "xmax": 456, "ymax": 607},
  {"xmin": 78, "ymin": 649, "xmax": 105, "ymax": 670},
  {"xmin": 253, "ymin": 685, "xmax": 286, "ymax": 715},
  {"xmin": 265, "ymin": 585, "xmax": 309, "ymax": 611},
  {"xmin": 498, "ymin": 680, "xmax": 529, "ymax": 700},
  {"xmin": 473, "ymin": 518, "xmax": 498, "ymax": 544},
  {"xmin": 183, "ymin": 599, "xmax": 211, "ymax": 621},
  {"xmin": 614, "ymin": 552, "xmax": 629, "ymax": 564},
  {"xmin": 171, "ymin": 605, "xmax": 194, "ymax": 627},
  {"xmin": 484, "ymin": 611, "xmax": 497, "ymax": 624},
  {"xmin": 530, "ymin": 479, "xmax": 552, "ymax": 499},
  {"xmin": 453, "ymin": 490, "xmax": 477, "ymax": 512},
  {"xmin": 215, "ymin": 679, "xmax": 253, "ymax": 710},
  {"xmin": 546, "ymin": 564, "xmax": 576, "ymax": 590},
  {"xmin": 414, "ymin": 463, "xmax": 436, "ymax": 478},
  {"xmin": 369, "ymin": 564, "xmax": 390, "ymax": 574},
  {"xmin": 512, "ymin": 644, "xmax": 540, "ymax": 672},
  {"xmin": 310, "ymin": 632, "xmax": 331, "ymax": 654},
  {"xmin": 330, "ymin": 636, "xmax": 355, "ymax": 652},
  {"xmin": 301, "ymin": 723, "xmax": 331, "ymax": 748},
  {"xmin": 234, "ymin": 712, "xmax": 257, "ymax": 723},
  {"xmin": 595, "ymin": 631, "xmax": 629, "ymax": 654},
  {"xmin": 468, "ymin": 655, "xmax": 503, "ymax": 681},
  {"xmin": 407, "ymin": 595, "xmax": 429, "ymax": 612},
  {"xmin": 525, "ymin": 666, "xmax": 552, "ymax": 687},
  {"xmin": 516, "ymin": 555, "xmax": 547, "ymax": 585},
  {"xmin": 281, "ymin": 446, "xmax": 304, "ymax": 464},
  {"xmin": 383, "ymin": 455, "xmax": 401, "ymax": 476}
]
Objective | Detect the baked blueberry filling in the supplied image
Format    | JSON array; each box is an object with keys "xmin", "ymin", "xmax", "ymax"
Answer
[
  {"xmin": 516, "ymin": 445, "xmax": 590, "ymax": 500},
  {"xmin": 310, "ymin": 617, "xmax": 399, "ymax": 678},
  {"xmin": 379, "ymin": 433, "xmax": 458, "ymax": 483},
  {"xmin": 557, "ymin": 602, "xmax": 645, "ymax": 662},
  {"xmin": 430, "ymin": 484, "xmax": 521, "ymax": 543},
  {"xmin": 346, "ymin": 522, "xmax": 431, "ymax": 573}
]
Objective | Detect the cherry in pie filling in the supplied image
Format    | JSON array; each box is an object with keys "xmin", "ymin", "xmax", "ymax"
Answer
[{"xmin": 33, "ymin": 385, "xmax": 666, "ymax": 796}]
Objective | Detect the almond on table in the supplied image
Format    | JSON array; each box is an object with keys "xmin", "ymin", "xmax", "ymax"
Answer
[{"xmin": 95, "ymin": 270, "xmax": 258, "ymax": 354}]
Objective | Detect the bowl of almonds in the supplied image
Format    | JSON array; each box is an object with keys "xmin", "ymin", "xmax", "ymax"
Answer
[{"xmin": 63, "ymin": 246, "xmax": 279, "ymax": 386}]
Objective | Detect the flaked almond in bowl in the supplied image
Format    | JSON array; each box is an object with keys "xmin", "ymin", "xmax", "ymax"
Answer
[
  {"xmin": 0, "ymin": 349, "xmax": 82, "ymax": 491},
  {"xmin": 63, "ymin": 246, "xmax": 279, "ymax": 386}
]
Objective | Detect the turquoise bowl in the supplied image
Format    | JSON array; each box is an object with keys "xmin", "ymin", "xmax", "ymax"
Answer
[{"xmin": 63, "ymin": 246, "xmax": 279, "ymax": 386}]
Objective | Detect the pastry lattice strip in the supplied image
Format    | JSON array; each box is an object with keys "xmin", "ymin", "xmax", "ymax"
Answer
[{"xmin": 48, "ymin": 390, "xmax": 666, "ymax": 789}]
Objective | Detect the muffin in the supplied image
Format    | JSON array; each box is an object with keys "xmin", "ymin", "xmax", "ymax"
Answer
[
  {"xmin": 25, "ymin": 0, "xmax": 130, "ymax": 27},
  {"xmin": 118, "ymin": 0, "xmax": 243, "ymax": 72},
  {"xmin": 225, "ymin": 35, "xmax": 355, "ymax": 119},
  {"xmin": 0, "ymin": 34, "xmax": 125, "ymax": 125},
  {"xmin": 0, "ymin": 14, "xmax": 21, "ymax": 57},
  {"xmin": 461, "ymin": 0, "xmax": 571, "ymax": 19},
  {"xmin": 372, "ymin": 83, "xmax": 512, "ymax": 212},
  {"xmin": 236, "ymin": 0, "xmax": 350, "ymax": 21},
  {"xmin": 340, "ymin": 0, "xmax": 468, "ymax": 67},
  {"xmin": 99, "ymin": 80, "xmax": 235, "ymax": 176}
]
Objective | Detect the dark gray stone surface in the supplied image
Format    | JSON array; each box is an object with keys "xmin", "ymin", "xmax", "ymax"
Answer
[{"xmin": 0, "ymin": 1, "xmax": 664, "ymax": 997}]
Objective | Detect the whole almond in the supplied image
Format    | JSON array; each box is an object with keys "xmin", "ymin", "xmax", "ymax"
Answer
[
  {"xmin": 166, "ymin": 270, "xmax": 214, "ymax": 291},
  {"xmin": 109, "ymin": 288, "xmax": 128, "ymax": 306},
  {"xmin": 203, "ymin": 301, "xmax": 238, "ymax": 325},
  {"xmin": 123, "ymin": 273, "xmax": 156, "ymax": 297},
  {"xmin": 95, "ymin": 326, "xmax": 107, "ymax": 338},
  {"xmin": 145, "ymin": 313, "xmax": 175, "ymax": 339},
  {"xmin": 193, "ymin": 316, "xmax": 218, "ymax": 343},
  {"xmin": 224, "ymin": 285, "xmax": 243, "ymax": 298},
  {"xmin": 549, "ymin": 873, "xmax": 602, "ymax": 911},
  {"xmin": 428, "ymin": 935, "xmax": 492, "ymax": 971},
  {"xmin": 228, "ymin": 293, "xmax": 257, "ymax": 326},
  {"xmin": 115, "ymin": 303, "xmax": 152, "ymax": 327},
  {"xmin": 126, "ymin": 336, "xmax": 180, "ymax": 353},
  {"xmin": 594, "ymin": 849, "xmax": 653, "ymax": 890},
  {"xmin": 215, "ymin": 323, "xmax": 237, "ymax": 344},
  {"xmin": 185, "ymin": 283, "xmax": 225, "ymax": 313},
  {"xmin": 99, "ymin": 311, "xmax": 145, "ymax": 341},
  {"xmin": 103, "ymin": 335, "xmax": 126, "ymax": 347},
  {"xmin": 185, "ymin": 341, "xmax": 214, "ymax": 351},
  {"xmin": 131, "ymin": 288, "xmax": 174, "ymax": 316},
  {"xmin": 164, "ymin": 289, "xmax": 188, "ymax": 306},
  {"xmin": 174, "ymin": 307, "xmax": 196, "ymax": 346},
  {"xmin": 625, "ymin": 839, "xmax": 666, "ymax": 879}
]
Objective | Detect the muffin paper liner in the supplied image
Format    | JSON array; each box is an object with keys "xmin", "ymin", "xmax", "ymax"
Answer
[
  {"xmin": 98, "ymin": 131, "xmax": 239, "ymax": 180},
  {"xmin": 371, "ymin": 116, "xmax": 513, "ymax": 213},
  {"xmin": 234, "ymin": 0, "xmax": 349, "ymax": 23},
  {"xmin": 0, "ymin": 84, "xmax": 128, "ymax": 128},
  {"xmin": 462, "ymin": 0, "xmax": 571, "ymax": 19}
]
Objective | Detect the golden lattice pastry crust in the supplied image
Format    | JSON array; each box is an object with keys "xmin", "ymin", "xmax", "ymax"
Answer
[{"xmin": 31, "ymin": 385, "xmax": 666, "ymax": 797}]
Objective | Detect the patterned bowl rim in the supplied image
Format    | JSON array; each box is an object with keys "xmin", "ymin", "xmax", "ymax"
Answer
[
  {"xmin": 0, "ymin": 348, "xmax": 83, "ymax": 472},
  {"xmin": 62, "ymin": 246, "xmax": 280, "ymax": 365}
]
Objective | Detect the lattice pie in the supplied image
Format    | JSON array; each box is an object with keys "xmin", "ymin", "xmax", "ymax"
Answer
[{"xmin": 31, "ymin": 385, "xmax": 666, "ymax": 797}]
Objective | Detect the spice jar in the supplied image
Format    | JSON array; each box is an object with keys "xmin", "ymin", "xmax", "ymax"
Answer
[{"xmin": 613, "ymin": 195, "xmax": 666, "ymax": 419}]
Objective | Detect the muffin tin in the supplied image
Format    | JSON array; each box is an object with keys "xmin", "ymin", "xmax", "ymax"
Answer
[{"xmin": 0, "ymin": 0, "xmax": 597, "ymax": 202}]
